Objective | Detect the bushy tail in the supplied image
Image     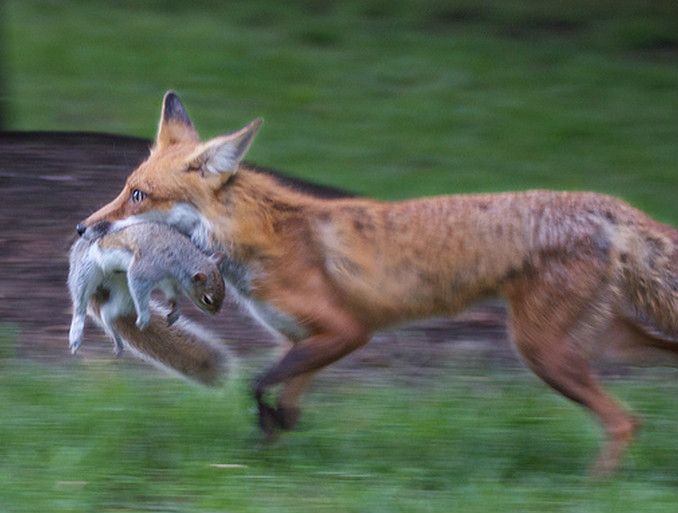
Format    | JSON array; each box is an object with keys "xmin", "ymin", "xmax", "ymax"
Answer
[
  {"xmin": 617, "ymin": 226, "xmax": 678, "ymax": 342},
  {"xmin": 90, "ymin": 298, "xmax": 233, "ymax": 387}
]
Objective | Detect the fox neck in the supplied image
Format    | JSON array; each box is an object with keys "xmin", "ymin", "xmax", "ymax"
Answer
[
  {"xmin": 168, "ymin": 170, "xmax": 305, "ymax": 292},
  {"xmin": 206, "ymin": 169, "xmax": 309, "ymax": 257}
]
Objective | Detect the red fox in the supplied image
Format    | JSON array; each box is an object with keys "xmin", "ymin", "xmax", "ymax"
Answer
[{"xmin": 76, "ymin": 91, "xmax": 678, "ymax": 474}]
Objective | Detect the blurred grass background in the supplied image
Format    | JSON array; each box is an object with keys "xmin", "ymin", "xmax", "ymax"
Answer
[
  {"xmin": 2, "ymin": 0, "xmax": 678, "ymax": 511},
  {"xmin": 5, "ymin": 0, "xmax": 678, "ymax": 215}
]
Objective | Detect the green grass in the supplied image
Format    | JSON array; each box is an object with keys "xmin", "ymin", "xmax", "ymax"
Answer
[
  {"xmin": 4, "ymin": 1, "xmax": 678, "ymax": 510},
  {"xmin": 5, "ymin": 0, "xmax": 678, "ymax": 220},
  {"xmin": 1, "ymin": 354, "xmax": 678, "ymax": 512}
]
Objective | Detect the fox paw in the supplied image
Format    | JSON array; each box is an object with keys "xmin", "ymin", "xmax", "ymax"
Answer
[
  {"xmin": 275, "ymin": 405, "xmax": 301, "ymax": 431},
  {"xmin": 257, "ymin": 403, "xmax": 283, "ymax": 441},
  {"xmin": 256, "ymin": 402, "xmax": 300, "ymax": 438}
]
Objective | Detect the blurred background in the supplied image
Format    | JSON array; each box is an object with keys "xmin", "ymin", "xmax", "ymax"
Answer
[{"xmin": 1, "ymin": 1, "xmax": 677, "ymax": 511}]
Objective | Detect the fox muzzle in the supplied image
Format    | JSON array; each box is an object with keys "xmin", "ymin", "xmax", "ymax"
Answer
[{"xmin": 76, "ymin": 221, "xmax": 112, "ymax": 240}]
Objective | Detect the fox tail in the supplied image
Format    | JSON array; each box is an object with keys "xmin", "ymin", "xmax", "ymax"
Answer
[{"xmin": 616, "ymin": 226, "xmax": 678, "ymax": 344}]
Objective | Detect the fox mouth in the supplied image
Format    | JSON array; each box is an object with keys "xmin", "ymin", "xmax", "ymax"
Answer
[{"xmin": 79, "ymin": 221, "xmax": 113, "ymax": 240}]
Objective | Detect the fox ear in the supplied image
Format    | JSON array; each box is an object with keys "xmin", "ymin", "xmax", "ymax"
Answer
[
  {"xmin": 187, "ymin": 118, "xmax": 262, "ymax": 181},
  {"xmin": 156, "ymin": 91, "xmax": 199, "ymax": 148}
]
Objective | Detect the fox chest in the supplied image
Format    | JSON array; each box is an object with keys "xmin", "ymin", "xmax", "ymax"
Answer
[{"xmin": 220, "ymin": 255, "xmax": 308, "ymax": 343}]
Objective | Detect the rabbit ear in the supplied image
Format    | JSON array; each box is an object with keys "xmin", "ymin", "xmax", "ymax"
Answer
[{"xmin": 156, "ymin": 91, "xmax": 199, "ymax": 148}]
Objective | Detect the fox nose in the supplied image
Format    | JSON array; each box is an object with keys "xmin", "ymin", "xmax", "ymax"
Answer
[{"xmin": 75, "ymin": 223, "xmax": 87, "ymax": 237}]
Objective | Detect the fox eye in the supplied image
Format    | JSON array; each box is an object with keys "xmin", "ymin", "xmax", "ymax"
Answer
[
  {"xmin": 202, "ymin": 294, "xmax": 213, "ymax": 305},
  {"xmin": 131, "ymin": 189, "xmax": 146, "ymax": 203}
]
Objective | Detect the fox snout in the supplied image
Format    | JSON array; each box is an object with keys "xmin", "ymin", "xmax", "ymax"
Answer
[{"xmin": 76, "ymin": 221, "xmax": 112, "ymax": 240}]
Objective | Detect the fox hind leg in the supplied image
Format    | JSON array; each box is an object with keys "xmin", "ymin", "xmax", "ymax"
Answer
[
  {"xmin": 512, "ymin": 327, "xmax": 638, "ymax": 475},
  {"xmin": 507, "ymin": 268, "xmax": 638, "ymax": 475}
]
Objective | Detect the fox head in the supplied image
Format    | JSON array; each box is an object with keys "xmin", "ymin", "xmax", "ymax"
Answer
[{"xmin": 77, "ymin": 91, "xmax": 262, "ymax": 247}]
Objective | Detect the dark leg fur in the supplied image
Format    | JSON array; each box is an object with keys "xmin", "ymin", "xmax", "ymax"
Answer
[{"xmin": 253, "ymin": 332, "xmax": 369, "ymax": 436}]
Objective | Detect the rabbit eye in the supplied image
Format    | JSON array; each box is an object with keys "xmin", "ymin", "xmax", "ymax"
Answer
[
  {"xmin": 131, "ymin": 189, "xmax": 146, "ymax": 203},
  {"xmin": 202, "ymin": 295, "xmax": 213, "ymax": 305}
]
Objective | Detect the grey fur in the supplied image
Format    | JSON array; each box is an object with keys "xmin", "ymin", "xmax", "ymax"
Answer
[{"xmin": 67, "ymin": 223, "xmax": 225, "ymax": 354}]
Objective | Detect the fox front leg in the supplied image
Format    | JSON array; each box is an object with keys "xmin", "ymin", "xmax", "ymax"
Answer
[{"xmin": 253, "ymin": 329, "xmax": 370, "ymax": 438}]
